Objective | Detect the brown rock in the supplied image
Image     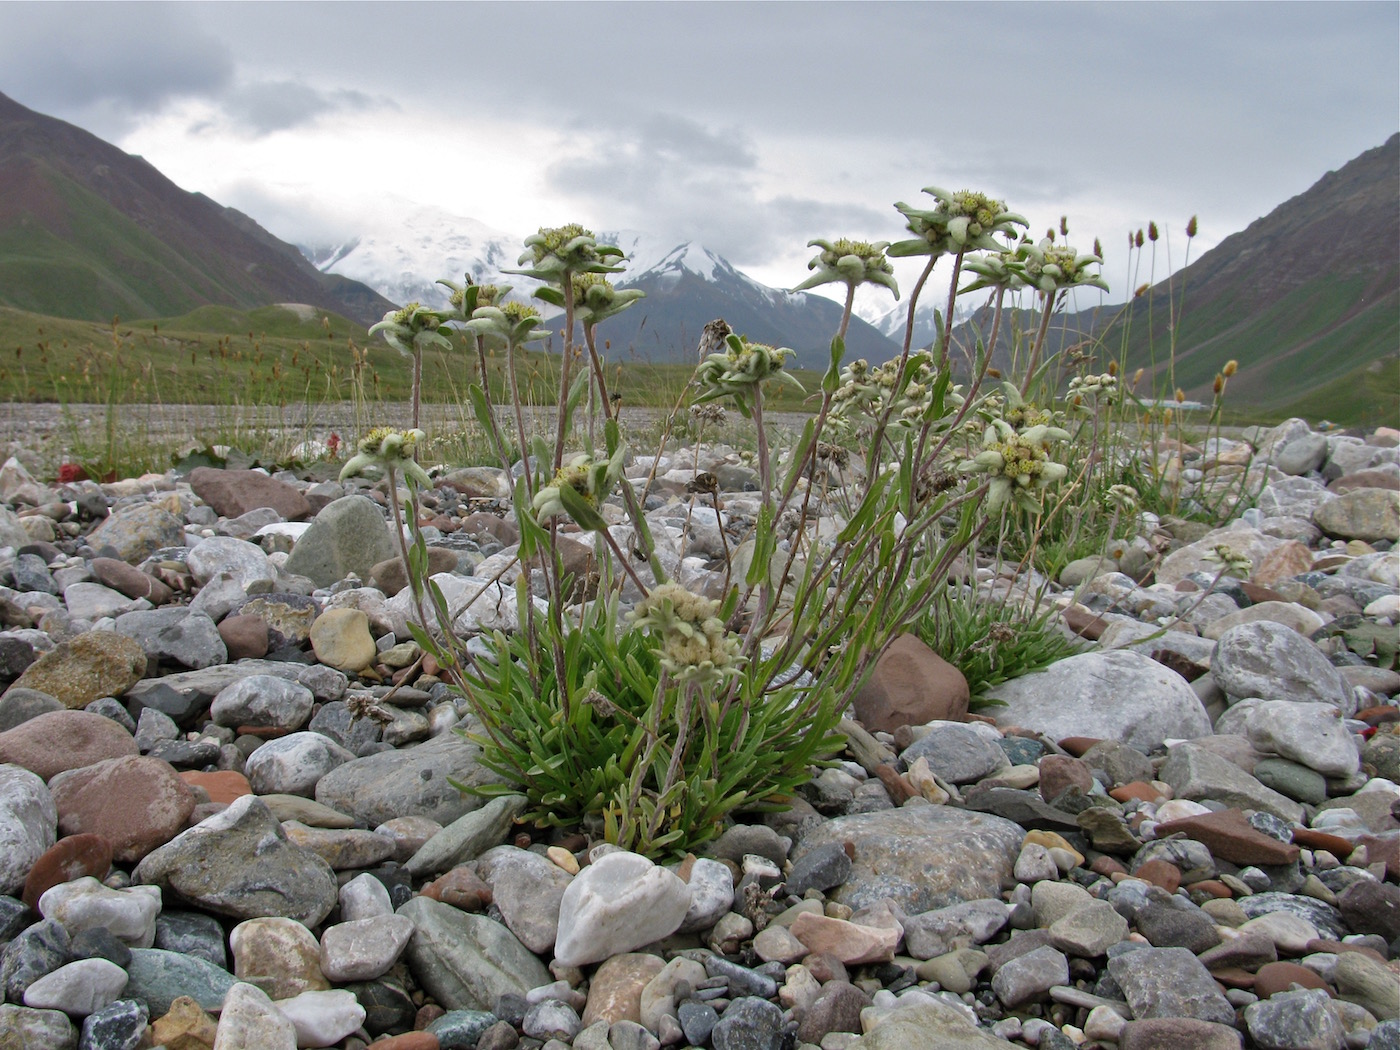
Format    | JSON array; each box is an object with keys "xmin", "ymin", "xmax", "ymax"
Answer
[
  {"xmin": 10, "ymin": 632, "xmax": 147, "ymax": 709},
  {"xmin": 1154, "ymin": 808, "xmax": 1301, "ymax": 867},
  {"xmin": 231, "ymin": 594, "xmax": 320, "ymax": 649},
  {"xmin": 580, "ymin": 952, "xmax": 667, "ymax": 1027},
  {"xmin": 852, "ymin": 634, "xmax": 969, "ymax": 733},
  {"xmin": 1237, "ymin": 581, "xmax": 1289, "ymax": 605},
  {"xmin": 50, "ymin": 755, "xmax": 196, "ymax": 863},
  {"xmin": 0, "ymin": 708, "xmax": 139, "ymax": 780},
  {"xmin": 1357, "ymin": 834, "xmax": 1400, "ymax": 879},
  {"xmin": 1251, "ymin": 541, "xmax": 1314, "ymax": 588},
  {"xmin": 1198, "ymin": 929, "xmax": 1276, "ymax": 973},
  {"xmin": 1187, "ymin": 880, "xmax": 1234, "ymax": 899},
  {"xmin": 369, "ymin": 548, "xmax": 461, "ymax": 597},
  {"xmin": 180, "ymin": 770, "xmax": 252, "ymax": 805},
  {"xmin": 459, "ymin": 513, "xmax": 518, "ymax": 544},
  {"xmin": 421, "ymin": 867, "xmax": 493, "ymax": 911},
  {"xmin": 151, "ymin": 994, "xmax": 220, "ymax": 1050},
  {"xmin": 218, "ymin": 614, "xmax": 269, "ymax": 660},
  {"xmin": 1330, "ymin": 470, "xmax": 1400, "ymax": 494},
  {"xmin": 1338, "ymin": 879, "xmax": 1400, "ymax": 942},
  {"xmin": 1062, "ymin": 606, "xmax": 1110, "ymax": 640},
  {"xmin": 1058, "ymin": 737, "xmax": 1101, "ymax": 758},
  {"xmin": 1111, "ymin": 782, "xmax": 1163, "ymax": 804},
  {"xmin": 1252, "ymin": 960, "xmax": 1331, "ymax": 998},
  {"xmin": 795, "ymin": 980, "xmax": 870, "ymax": 1043},
  {"xmin": 789, "ymin": 912, "xmax": 899, "ymax": 965},
  {"xmin": 1289, "ymin": 827, "xmax": 1358, "ymax": 857},
  {"xmin": 91, "ymin": 558, "xmax": 175, "ymax": 605},
  {"xmin": 1090, "ymin": 856, "xmax": 1128, "ymax": 878},
  {"xmin": 1134, "ymin": 859, "xmax": 1182, "ymax": 893},
  {"xmin": 1118, "ymin": 1018, "xmax": 1243, "ymax": 1050},
  {"xmin": 21, "ymin": 833, "xmax": 113, "ymax": 908},
  {"xmin": 1038, "ymin": 754, "xmax": 1094, "ymax": 803},
  {"xmin": 189, "ymin": 467, "xmax": 312, "ymax": 521},
  {"xmin": 87, "ymin": 503, "xmax": 185, "ymax": 564},
  {"xmin": 366, "ymin": 1034, "xmax": 441, "ymax": 1050}
]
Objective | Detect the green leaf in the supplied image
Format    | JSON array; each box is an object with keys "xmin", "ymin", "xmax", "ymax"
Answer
[
  {"xmin": 557, "ymin": 484, "xmax": 608, "ymax": 533},
  {"xmin": 822, "ymin": 334, "xmax": 846, "ymax": 395},
  {"xmin": 782, "ymin": 418, "xmax": 816, "ymax": 494}
]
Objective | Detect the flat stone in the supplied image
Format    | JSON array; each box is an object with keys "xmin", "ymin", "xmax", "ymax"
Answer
[
  {"xmin": 276, "ymin": 988, "xmax": 368, "ymax": 1049},
  {"xmin": 1117, "ymin": 1017, "xmax": 1244, "ymax": 1050},
  {"xmin": 134, "ymin": 794, "xmax": 338, "ymax": 926},
  {"xmin": 991, "ymin": 945, "xmax": 1069, "ymax": 1007},
  {"xmin": 319, "ymin": 914, "xmax": 415, "ymax": 982},
  {"xmin": 22, "ymin": 957, "xmax": 128, "ymax": 1016},
  {"xmin": 1246, "ymin": 701, "xmax": 1360, "ymax": 778},
  {"xmin": 1315, "ymin": 488, "xmax": 1400, "ymax": 542},
  {"xmin": 788, "ymin": 911, "xmax": 899, "ymax": 965},
  {"xmin": 397, "ymin": 895, "xmax": 551, "ymax": 1011},
  {"xmin": 39, "ymin": 877, "xmax": 160, "ymax": 948},
  {"xmin": 1244, "ymin": 987, "xmax": 1346, "ymax": 1050},
  {"xmin": 22, "ymin": 833, "xmax": 111, "ymax": 909},
  {"xmin": 404, "ymin": 794, "xmax": 529, "ymax": 878},
  {"xmin": 0, "ymin": 1003, "xmax": 77, "ymax": 1049},
  {"xmin": 281, "ymin": 822, "xmax": 396, "ymax": 870},
  {"xmin": 90, "ymin": 557, "xmax": 174, "ymax": 604},
  {"xmin": 1048, "ymin": 900, "xmax": 1129, "ymax": 957},
  {"xmin": 899, "ymin": 721, "xmax": 1009, "ymax": 785},
  {"xmin": 244, "ymin": 732, "xmax": 355, "ymax": 797},
  {"xmin": 474, "ymin": 845, "xmax": 572, "ymax": 955},
  {"xmin": 49, "ymin": 755, "xmax": 195, "ymax": 863},
  {"xmin": 1212, "ymin": 620, "xmax": 1352, "ymax": 712},
  {"xmin": 186, "ymin": 536, "xmax": 275, "ymax": 592},
  {"xmin": 209, "ymin": 674, "xmax": 314, "ymax": 731},
  {"xmin": 0, "ymin": 762, "xmax": 56, "ymax": 897},
  {"xmin": 1154, "ymin": 808, "xmax": 1302, "ymax": 867},
  {"xmin": 1159, "ymin": 742, "xmax": 1305, "ymax": 824},
  {"xmin": 314, "ymin": 730, "xmax": 504, "ymax": 828},
  {"xmin": 87, "ymin": 503, "xmax": 184, "ymax": 564},
  {"xmin": 0, "ymin": 710, "xmax": 138, "ymax": 781},
  {"xmin": 791, "ymin": 804, "xmax": 1022, "ymax": 914},
  {"xmin": 124, "ymin": 947, "xmax": 237, "ymax": 1015},
  {"xmin": 189, "ymin": 466, "xmax": 312, "ymax": 521},
  {"xmin": 987, "ymin": 650, "xmax": 1212, "ymax": 752},
  {"xmin": 10, "ymin": 633, "xmax": 146, "ymax": 710},
  {"xmin": 1108, "ymin": 946, "xmax": 1236, "ymax": 1025},
  {"xmin": 229, "ymin": 915, "xmax": 328, "ymax": 1000}
]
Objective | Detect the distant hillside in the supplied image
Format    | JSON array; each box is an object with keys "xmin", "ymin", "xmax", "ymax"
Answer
[
  {"xmin": 0, "ymin": 92, "xmax": 395, "ymax": 327},
  {"xmin": 943, "ymin": 135, "xmax": 1398, "ymax": 425}
]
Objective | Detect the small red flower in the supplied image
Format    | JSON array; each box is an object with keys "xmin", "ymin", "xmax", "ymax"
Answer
[{"xmin": 57, "ymin": 463, "xmax": 88, "ymax": 483}]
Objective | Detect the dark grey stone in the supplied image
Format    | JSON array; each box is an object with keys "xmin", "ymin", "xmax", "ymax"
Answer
[
  {"xmin": 154, "ymin": 910, "xmax": 227, "ymax": 969},
  {"xmin": 783, "ymin": 842, "xmax": 851, "ymax": 897},
  {"xmin": 77, "ymin": 998, "xmax": 148, "ymax": 1050},
  {"xmin": 0, "ymin": 917, "xmax": 70, "ymax": 1002},
  {"xmin": 710, "ymin": 996, "xmax": 785, "ymax": 1050}
]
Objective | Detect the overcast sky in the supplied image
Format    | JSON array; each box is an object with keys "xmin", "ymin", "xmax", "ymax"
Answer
[{"xmin": 2, "ymin": 1, "xmax": 1396, "ymax": 308}]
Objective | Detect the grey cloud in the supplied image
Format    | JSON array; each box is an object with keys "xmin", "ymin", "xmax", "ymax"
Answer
[
  {"xmin": 546, "ymin": 116, "xmax": 885, "ymax": 266},
  {"xmin": 0, "ymin": 2, "xmax": 232, "ymax": 134},
  {"xmin": 212, "ymin": 81, "xmax": 386, "ymax": 137}
]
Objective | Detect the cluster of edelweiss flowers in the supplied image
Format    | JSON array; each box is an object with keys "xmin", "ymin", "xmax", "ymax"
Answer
[{"xmin": 627, "ymin": 582, "xmax": 743, "ymax": 688}]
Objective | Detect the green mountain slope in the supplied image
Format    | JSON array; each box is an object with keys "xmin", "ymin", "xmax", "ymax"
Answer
[{"xmin": 0, "ymin": 91, "xmax": 395, "ymax": 326}]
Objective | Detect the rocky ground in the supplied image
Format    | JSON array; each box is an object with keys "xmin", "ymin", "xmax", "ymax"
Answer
[{"xmin": 0, "ymin": 416, "xmax": 1397, "ymax": 1050}]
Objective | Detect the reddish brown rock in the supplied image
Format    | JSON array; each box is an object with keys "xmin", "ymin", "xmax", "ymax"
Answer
[
  {"xmin": 1357, "ymin": 705, "xmax": 1400, "ymax": 727},
  {"xmin": 189, "ymin": 467, "xmax": 312, "ymax": 521},
  {"xmin": 1356, "ymin": 834, "xmax": 1400, "ymax": 879},
  {"xmin": 0, "ymin": 709, "xmax": 138, "ymax": 780},
  {"xmin": 1155, "ymin": 808, "xmax": 1300, "ymax": 867},
  {"xmin": 366, "ymin": 1034, "xmax": 440, "ymax": 1050},
  {"xmin": 459, "ymin": 513, "xmax": 518, "ymax": 544},
  {"xmin": 1118, "ymin": 1018, "xmax": 1243, "ymax": 1050},
  {"xmin": 1091, "ymin": 856, "xmax": 1128, "ymax": 878},
  {"xmin": 1253, "ymin": 961, "xmax": 1331, "ymax": 998},
  {"xmin": 421, "ymin": 867, "xmax": 493, "ymax": 911},
  {"xmin": 1338, "ymin": 879, "xmax": 1400, "ymax": 942},
  {"xmin": 218, "ymin": 614, "xmax": 269, "ymax": 660},
  {"xmin": 852, "ymin": 634, "xmax": 969, "ymax": 733},
  {"xmin": 1062, "ymin": 606, "xmax": 1109, "ymax": 640},
  {"xmin": 1039, "ymin": 754, "xmax": 1094, "ymax": 803},
  {"xmin": 21, "ymin": 833, "xmax": 113, "ymax": 908},
  {"xmin": 1237, "ymin": 581, "xmax": 1289, "ymax": 605},
  {"xmin": 1134, "ymin": 859, "xmax": 1182, "ymax": 893},
  {"xmin": 1186, "ymin": 880, "xmax": 1234, "ymax": 900},
  {"xmin": 1057, "ymin": 737, "xmax": 1101, "ymax": 758},
  {"xmin": 1252, "ymin": 541, "xmax": 1315, "ymax": 588},
  {"xmin": 180, "ymin": 770, "xmax": 252, "ymax": 805},
  {"xmin": 580, "ymin": 952, "xmax": 666, "ymax": 1027},
  {"xmin": 90, "ymin": 558, "xmax": 175, "ymax": 605},
  {"xmin": 1290, "ymin": 827, "xmax": 1359, "ymax": 858},
  {"xmin": 49, "ymin": 755, "xmax": 196, "ymax": 863},
  {"xmin": 1111, "ymin": 782, "xmax": 1163, "ymax": 804},
  {"xmin": 369, "ymin": 548, "xmax": 461, "ymax": 598}
]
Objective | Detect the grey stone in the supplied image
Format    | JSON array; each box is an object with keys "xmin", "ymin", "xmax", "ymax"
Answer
[
  {"xmin": 1108, "ymin": 946, "xmax": 1236, "ymax": 1025},
  {"xmin": 902, "ymin": 899, "xmax": 1010, "ymax": 960},
  {"xmin": 1315, "ymin": 489, "xmax": 1400, "ymax": 542},
  {"xmin": 1252, "ymin": 758, "xmax": 1328, "ymax": 804},
  {"xmin": 710, "ymin": 996, "xmax": 784, "ymax": 1050},
  {"xmin": 1158, "ymin": 742, "xmax": 1305, "ymax": 824},
  {"xmin": 1246, "ymin": 700, "xmax": 1360, "ymax": 778},
  {"xmin": 284, "ymin": 495, "xmax": 397, "ymax": 588},
  {"xmin": 1212, "ymin": 620, "xmax": 1353, "ymax": 713},
  {"xmin": 87, "ymin": 504, "xmax": 183, "ymax": 564},
  {"xmin": 0, "ymin": 687, "xmax": 61, "ymax": 731},
  {"xmin": 782, "ymin": 841, "xmax": 851, "ymax": 898},
  {"xmin": 1244, "ymin": 988, "xmax": 1346, "ymax": 1050},
  {"xmin": 397, "ymin": 895, "xmax": 551, "ymax": 1011},
  {"xmin": 899, "ymin": 721, "xmax": 1010, "ymax": 784},
  {"xmin": 987, "ymin": 650, "xmax": 1212, "ymax": 752},
  {"xmin": 0, "ymin": 1003, "xmax": 74, "ymax": 1049},
  {"xmin": 77, "ymin": 998, "xmax": 148, "ymax": 1050},
  {"xmin": 473, "ymin": 845, "xmax": 572, "ymax": 955},
  {"xmin": 153, "ymin": 910, "xmax": 226, "ymax": 969},
  {"xmin": 186, "ymin": 535, "xmax": 275, "ymax": 592},
  {"xmin": 133, "ymin": 794, "xmax": 338, "ymax": 926},
  {"xmin": 792, "ymin": 805, "xmax": 1022, "ymax": 914},
  {"xmin": 210, "ymin": 674, "xmax": 314, "ymax": 731},
  {"xmin": 0, "ymin": 762, "xmax": 56, "ymax": 896},
  {"xmin": 403, "ymin": 794, "xmax": 529, "ymax": 878},
  {"xmin": 1, "ymin": 918, "xmax": 70, "ymax": 1003},
  {"xmin": 314, "ymin": 730, "xmax": 504, "ymax": 828},
  {"xmin": 243, "ymin": 731, "xmax": 355, "ymax": 797},
  {"xmin": 991, "ymin": 945, "xmax": 1069, "ymax": 1007}
]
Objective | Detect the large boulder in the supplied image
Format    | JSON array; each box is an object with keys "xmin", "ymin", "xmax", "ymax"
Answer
[{"xmin": 986, "ymin": 650, "xmax": 1211, "ymax": 752}]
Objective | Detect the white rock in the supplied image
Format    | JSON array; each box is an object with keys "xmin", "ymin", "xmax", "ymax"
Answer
[
  {"xmin": 39, "ymin": 877, "xmax": 161, "ymax": 947},
  {"xmin": 62, "ymin": 582, "xmax": 150, "ymax": 619},
  {"xmin": 676, "ymin": 857, "xmax": 734, "ymax": 934},
  {"xmin": 1239, "ymin": 912, "xmax": 1320, "ymax": 954},
  {"xmin": 553, "ymin": 851, "xmax": 692, "ymax": 967},
  {"xmin": 339, "ymin": 871, "xmax": 393, "ymax": 921},
  {"xmin": 215, "ymin": 982, "xmax": 298, "ymax": 1050},
  {"xmin": 244, "ymin": 732, "xmax": 355, "ymax": 797},
  {"xmin": 0, "ymin": 763, "xmax": 56, "ymax": 896},
  {"xmin": 187, "ymin": 536, "xmax": 275, "ymax": 591},
  {"xmin": 23, "ymin": 957, "xmax": 128, "ymax": 1016},
  {"xmin": 319, "ymin": 914, "xmax": 415, "ymax": 982},
  {"xmin": 1246, "ymin": 701, "xmax": 1360, "ymax": 778},
  {"xmin": 274, "ymin": 988, "xmax": 367, "ymax": 1049}
]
